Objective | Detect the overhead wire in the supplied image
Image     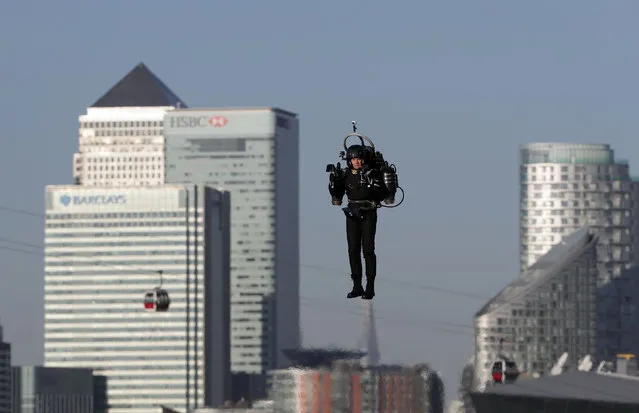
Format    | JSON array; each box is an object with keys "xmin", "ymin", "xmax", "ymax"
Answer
[
  {"xmin": 302, "ymin": 263, "xmax": 489, "ymax": 300},
  {"xmin": 0, "ymin": 235, "xmax": 474, "ymax": 337},
  {"xmin": 1, "ymin": 204, "xmax": 620, "ymax": 400},
  {"xmin": 0, "ymin": 203, "xmax": 491, "ymax": 301},
  {"xmin": 0, "ymin": 203, "xmax": 479, "ymax": 336}
]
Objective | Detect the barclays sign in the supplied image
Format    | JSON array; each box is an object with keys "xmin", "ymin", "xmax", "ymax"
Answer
[{"xmin": 59, "ymin": 194, "xmax": 127, "ymax": 207}]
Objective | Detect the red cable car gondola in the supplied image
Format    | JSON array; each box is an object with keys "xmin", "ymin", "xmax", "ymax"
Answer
[
  {"xmin": 144, "ymin": 270, "xmax": 170, "ymax": 312},
  {"xmin": 491, "ymin": 359, "xmax": 520, "ymax": 384}
]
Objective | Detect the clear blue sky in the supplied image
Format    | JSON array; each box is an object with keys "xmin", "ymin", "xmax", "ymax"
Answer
[{"xmin": 2, "ymin": 0, "xmax": 639, "ymax": 404}]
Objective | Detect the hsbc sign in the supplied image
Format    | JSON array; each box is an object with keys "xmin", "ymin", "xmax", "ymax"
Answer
[{"xmin": 167, "ymin": 115, "xmax": 228, "ymax": 128}]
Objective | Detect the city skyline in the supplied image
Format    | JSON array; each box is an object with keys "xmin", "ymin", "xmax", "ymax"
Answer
[
  {"xmin": 2, "ymin": 2, "xmax": 639, "ymax": 406},
  {"xmin": 3, "ymin": 68, "xmax": 639, "ymax": 410}
]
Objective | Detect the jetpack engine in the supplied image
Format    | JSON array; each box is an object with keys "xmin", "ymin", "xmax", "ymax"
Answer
[{"xmin": 325, "ymin": 121, "xmax": 405, "ymax": 208}]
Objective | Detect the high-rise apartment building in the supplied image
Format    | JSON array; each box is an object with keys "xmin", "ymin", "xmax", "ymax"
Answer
[
  {"xmin": 0, "ymin": 323, "xmax": 10, "ymax": 413},
  {"xmin": 44, "ymin": 184, "xmax": 231, "ymax": 412},
  {"xmin": 164, "ymin": 109, "xmax": 300, "ymax": 396},
  {"xmin": 74, "ymin": 63, "xmax": 186, "ymax": 187},
  {"xmin": 519, "ymin": 143, "xmax": 637, "ymax": 283},
  {"xmin": 475, "ymin": 227, "xmax": 599, "ymax": 389}
]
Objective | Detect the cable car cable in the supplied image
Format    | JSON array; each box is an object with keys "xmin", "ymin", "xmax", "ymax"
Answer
[
  {"xmin": 8, "ymin": 204, "xmax": 478, "ymax": 299},
  {"xmin": 0, "ymin": 241, "xmax": 476, "ymax": 336},
  {"xmin": 0, "ymin": 207, "xmax": 488, "ymax": 302}
]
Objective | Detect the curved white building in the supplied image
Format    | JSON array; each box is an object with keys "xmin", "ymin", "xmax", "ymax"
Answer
[{"xmin": 519, "ymin": 143, "xmax": 638, "ymax": 284}]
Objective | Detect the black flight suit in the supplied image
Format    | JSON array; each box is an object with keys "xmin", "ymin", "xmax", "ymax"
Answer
[{"xmin": 333, "ymin": 167, "xmax": 385, "ymax": 300}]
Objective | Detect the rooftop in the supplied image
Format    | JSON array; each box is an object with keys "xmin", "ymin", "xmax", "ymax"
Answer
[
  {"xmin": 519, "ymin": 142, "xmax": 626, "ymax": 165},
  {"xmin": 91, "ymin": 62, "xmax": 186, "ymax": 108},
  {"xmin": 282, "ymin": 347, "xmax": 365, "ymax": 368},
  {"xmin": 475, "ymin": 370, "xmax": 639, "ymax": 404},
  {"xmin": 171, "ymin": 107, "xmax": 298, "ymax": 117}
]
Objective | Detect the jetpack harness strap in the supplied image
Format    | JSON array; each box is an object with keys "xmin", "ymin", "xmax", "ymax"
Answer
[
  {"xmin": 343, "ymin": 200, "xmax": 377, "ymax": 219},
  {"xmin": 348, "ymin": 200, "xmax": 378, "ymax": 210}
]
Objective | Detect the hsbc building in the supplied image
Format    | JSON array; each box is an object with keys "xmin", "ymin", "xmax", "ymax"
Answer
[{"xmin": 163, "ymin": 108, "xmax": 301, "ymax": 396}]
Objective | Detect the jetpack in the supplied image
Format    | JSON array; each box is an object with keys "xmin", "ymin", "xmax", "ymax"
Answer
[{"xmin": 326, "ymin": 121, "xmax": 405, "ymax": 208}]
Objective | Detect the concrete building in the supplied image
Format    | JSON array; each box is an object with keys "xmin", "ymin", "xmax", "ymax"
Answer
[
  {"xmin": 519, "ymin": 142, "xmax": 637, "ymax": 281},
  {"xmin": 43, "ymin": 184, "xmax": 231, "ymax": 412},
  {"xmin": 73, "ymin": 63, "xmax": 186, "ymax": 187},
  {"xmin": 164, "ymin": 108, "xmax": 300, "ymax": 397},
  {"xmin": 11, "ymin": 366, "xmax": 94, "ymax": 413},
  {"xmin": 474, "ymin": 227, "xmax": 599, "ymax": 389},
  {"xmin": 0, "ymin": 323, "xmax": 10, "ymax": 413}
]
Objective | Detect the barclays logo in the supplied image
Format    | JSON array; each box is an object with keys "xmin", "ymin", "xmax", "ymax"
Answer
[{"xmin": 59, "ymin": 194, "xmax": 127, "ymax": 206}]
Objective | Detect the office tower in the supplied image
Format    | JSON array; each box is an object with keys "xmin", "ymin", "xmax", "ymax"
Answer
[
  {"xmin": 44, "ymin": 184, "xmax": 231, "ymax": 412},
  {"xmin": 0, "ymin": 323, "xmax": 10, "ymax": 413},
  {"xmin": 596, "ymin": 265, "xmax": 639, "ymax": 361},
  {"xmin": 74, "ymin": 63, "xmax": 186, "ymax": 187},
  {"xmin": 519, "ymin": 143, "xmax": 637, "ymax": 283},
  {"xmin": 164, "ymin": 109, "xmax": 300, "ymax": 397},
  {"xmin": 474, "ymin": 228, "xmax": 599, "ymax": 389},
  {"xmin": 12, "ymin": 366, "xmax": 94, "ymax": 413}
]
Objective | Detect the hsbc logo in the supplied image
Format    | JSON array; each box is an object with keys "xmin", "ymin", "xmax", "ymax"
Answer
[
  {"xmin": 167, "ymin": 115, "xmax": 229, "ymax": 129},
  {"xmin": 208, "ymin": 116, "xmax": 228, "ymax": 127}
]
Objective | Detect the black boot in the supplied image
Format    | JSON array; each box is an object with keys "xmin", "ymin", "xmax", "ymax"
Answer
[
  {"xmin": 362, "ymin": 278, "xmax": 375, "ymax": 300},
  {"xmin": 347, "ymin": 275, "xmax": 364, "ymax": 299}
]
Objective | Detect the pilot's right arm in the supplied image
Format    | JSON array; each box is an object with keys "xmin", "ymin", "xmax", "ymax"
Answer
[{"xmin": 328, "ymin": 171, "xmax": 346, "ymax": 205}]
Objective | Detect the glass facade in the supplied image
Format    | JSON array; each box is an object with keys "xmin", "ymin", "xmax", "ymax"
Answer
[
  {"xmin": 474, "ymin": 228, "xmax": 598, "ymax": 389},
  {"xmin": 0, "ymin": 324, "xmax": 10, "ymax": 413},
  {"xmin": 596, "ymin": 265, "xmax": 639, "ymax": 361},
  {"xmin": 163, "ymin": 109, "xmax": 300, "ymax": 385},
  {"xmin": 11, "ymin": 366, "xmax": 94, "ymax": 413}
]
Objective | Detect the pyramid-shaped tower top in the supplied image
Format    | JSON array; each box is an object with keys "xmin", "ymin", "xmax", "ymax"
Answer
[{"xmin": 91, "ymin": 62, "xmax": 187, "ymax": 108}]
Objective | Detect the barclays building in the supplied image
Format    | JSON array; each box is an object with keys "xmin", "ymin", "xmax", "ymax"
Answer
[{"xmin": 43, "ymin": 184, "xmax": 232, "ymax": 412}]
